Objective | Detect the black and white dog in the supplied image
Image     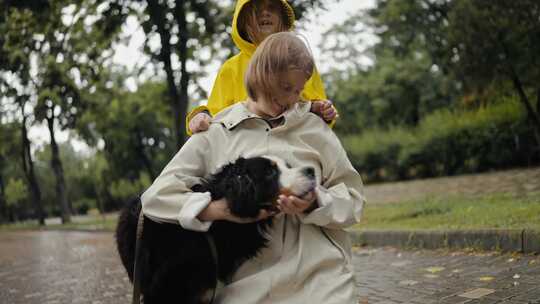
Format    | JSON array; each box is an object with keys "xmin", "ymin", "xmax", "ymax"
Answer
[{"xmin": 115, "ymin": 156, "xmax": 316, "ymax": 304}]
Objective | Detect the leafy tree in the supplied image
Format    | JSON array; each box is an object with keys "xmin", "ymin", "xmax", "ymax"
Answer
[
  {"xmin": 320, "ymin": 7, "xmax": 455, "ymax": 135},
  {"xmin": 0, "ymin": 3, "xmax": 47, "ymax": 224},
  {"xmin": 367, "ymin": 0, "xmax": 452, "ymax": 71},
  {"xmin": 446, "ymin": 0, "xmax": 540, "ymax": 144},
  {"xmin": 366, "ymin": 0, "xmax": 540, "ymax": 134},
  {"xmin": 133, "ymin": 0, "xmax": 229, "ymax": 149},
  {"xmin": 78, "ymin": 76, "xmax": 175, "ymax": 209},
  {"xmin": 0, "ymin": 100, "xmax": 46, "ymax": 224},
  {"xmin": 33, "ymin": 141, "xmax": 98, "ymax": 216},
  {"xmin": 318, "ymin": 0, "xmax": 540, "ymax": 180},
  {"xmin": 1, "ymin": 0, "xmax": 126, "ymax": 223}
]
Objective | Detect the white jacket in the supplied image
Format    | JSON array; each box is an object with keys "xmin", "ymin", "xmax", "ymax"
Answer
[{"xmin": 141, "ymin": 101, "xmax": 366, "ymax": 303}]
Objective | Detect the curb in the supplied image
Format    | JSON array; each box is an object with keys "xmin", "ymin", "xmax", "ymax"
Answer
[{"xmin": 349, "ymin": 229, "xmax": 540, "ymax": 253}]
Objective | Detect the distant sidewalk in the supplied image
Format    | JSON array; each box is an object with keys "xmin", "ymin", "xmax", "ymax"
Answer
[{"xmin": 363, "ymin": 167, "xmax": 540, "ymax": 205}]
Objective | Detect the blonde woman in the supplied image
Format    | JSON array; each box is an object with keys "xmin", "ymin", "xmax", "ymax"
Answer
[{"xmin": 142, "ymin": 32, "xmax": 364, "ymax": 304}]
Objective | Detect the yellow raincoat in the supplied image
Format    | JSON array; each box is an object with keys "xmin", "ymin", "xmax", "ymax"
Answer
[{"xmin": 186, "ymin": 0, "xmax": 329, "ymax": 135}]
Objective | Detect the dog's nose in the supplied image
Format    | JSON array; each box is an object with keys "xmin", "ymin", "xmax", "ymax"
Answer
[{"xmin": 303, "ymin": 167, "xmax": 315, "ymax": 178}]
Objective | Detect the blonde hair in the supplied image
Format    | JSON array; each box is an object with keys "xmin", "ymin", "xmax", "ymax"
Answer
[
  {"xmin": 238, "ymin": 0, "xmax": 290, "ymax": 44},
  {"xmin": 245, "ymin": 32, "xmax": 314, "ymax": 103}
]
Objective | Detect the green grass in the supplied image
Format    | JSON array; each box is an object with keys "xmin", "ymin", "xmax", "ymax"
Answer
[
  {"xmin": 3, "ymin": 192, "xmax": 540, "ymax": 232},
  {"xmin": 354, "ymin": 192, "xmax": 540, "ymax": 231}
]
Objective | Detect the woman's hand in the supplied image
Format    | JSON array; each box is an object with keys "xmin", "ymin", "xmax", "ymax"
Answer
[
  {"xmin": 189, "ymin": 112, "xmax": 212, "ymax": 134},
  {"xmin": 277, "ymin": 192, "xmax": 317, "ymax": 215},
  {"xmin": 310, "ymin": 100, "xmax": 337, "ymax": 123},
  {"xmin": 197, "ymin": 198, "xmax": 275, "ymax": 223}
]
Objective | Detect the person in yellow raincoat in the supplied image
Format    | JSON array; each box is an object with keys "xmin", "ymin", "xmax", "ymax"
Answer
[{"xmin": 186, "ymin": 0, "xmax": 337, "ymax": 135}]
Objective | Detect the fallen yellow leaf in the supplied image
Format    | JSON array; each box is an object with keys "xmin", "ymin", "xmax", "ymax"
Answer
[
  {"xmin": 479, "ymin": 276, "xmax": 495, "ymax": 281},
  {"xmin": 425, "ymin": 266, "xmax": 445, "ymax": 273}
]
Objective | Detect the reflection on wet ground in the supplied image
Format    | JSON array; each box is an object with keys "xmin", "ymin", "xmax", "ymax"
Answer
[{"xmin": 0, "ymin": 231, "xmax": 130, "ymax": 304}]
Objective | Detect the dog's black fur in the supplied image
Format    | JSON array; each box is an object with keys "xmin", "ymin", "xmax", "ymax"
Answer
[{"xmin": 115, "ymin": 157, "xmax": 281, "ymax": 304}]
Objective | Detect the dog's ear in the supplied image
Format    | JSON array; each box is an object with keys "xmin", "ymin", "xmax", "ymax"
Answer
[
  {"xmin": 229, "ymin": 157, "xmax": 249, "ymax": 177},
  {"xmin": 227, "ymin": 174, "xmax": 258, "ymax": 217},
  {"xmin": 235, "ymin": 157, "xmax": 246, "ymax": 169},
  {"xmin": 214, "ymin": 160, "xmax": 243, "ymax": 182}
]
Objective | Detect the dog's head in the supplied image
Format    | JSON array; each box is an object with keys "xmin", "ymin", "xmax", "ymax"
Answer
[
  {"xmin": 208, "ymin": 156, "xmax": 317, "ymax": 218},
  {"xmin": 262, "ymin": 155, "xmax": 317, "ymax": 199}
]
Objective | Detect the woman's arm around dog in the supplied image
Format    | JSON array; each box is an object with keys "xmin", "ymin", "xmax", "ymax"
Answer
[
  {"xmin": 141, "ymin": 134, "xmax": 213, "ymax": 231},
  {"xmin": 141, "ymin": 134, "xmax": 271, "ymax": 230}
]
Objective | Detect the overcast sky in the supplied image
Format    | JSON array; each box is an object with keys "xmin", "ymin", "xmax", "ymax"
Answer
[{"xmin": 29, "ymin": 0, "xmax": 376, "ymax": 152}]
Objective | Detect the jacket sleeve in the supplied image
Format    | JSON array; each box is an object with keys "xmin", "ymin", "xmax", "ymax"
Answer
[
  {"xmin": 140, "ymin": 134, "xmax": 214, "ymax": 231},
  {"xmin": 300, "ymin": 134, "xmax": 365, "ymax": 229}
]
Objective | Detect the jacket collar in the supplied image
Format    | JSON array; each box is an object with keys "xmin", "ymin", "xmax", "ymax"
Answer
[{"xmin": 213, "ymin": 101, "xmax": 311, "ymax": 131}]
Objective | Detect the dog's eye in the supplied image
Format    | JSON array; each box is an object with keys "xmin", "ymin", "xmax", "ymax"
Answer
[
  {"xmin": 285, "ymin": 162, "xmax": 292, "ymax": 169},
  {"xmin": 266, "ymin": 167, "xmax": 277, "ymax": 178}
]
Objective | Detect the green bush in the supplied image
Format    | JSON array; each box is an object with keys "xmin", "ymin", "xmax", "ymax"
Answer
[
  {"xmin": 4, "ymin": 178, "xmax": 27, "ymax": 207},
  {"xmin": 344, "ymin": 97, "xmax": 538, "ymax": 183},
  {"xmin": 109, "ymin": 173, "xmax": 151, "ymax": 202},
  {"xmin": 72, "ymin": 198, "xmax": 97, "ymax": 215},
  {"xmin": 344, "ymin": 127, "xmax": 415, "ymax": 181}
]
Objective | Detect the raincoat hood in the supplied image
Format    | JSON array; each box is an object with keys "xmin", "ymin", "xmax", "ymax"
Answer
[{"xmin": 232, "ymin": 0, "xmax": 296, "ymax": 55}]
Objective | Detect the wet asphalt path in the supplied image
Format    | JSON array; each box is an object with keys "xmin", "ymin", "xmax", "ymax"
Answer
[{"xmin": 1, "ymin": 230, "xmax": 539, "ymax": 304}]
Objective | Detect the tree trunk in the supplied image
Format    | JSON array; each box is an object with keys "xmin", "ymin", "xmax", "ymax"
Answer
[
  {"xmin": 498, "ymin": 37, "xmax": 540, "ymax": 132},
  {"xmin": 508, "ymin": 67, "xmax": 540, "ymax": 127},
  {"xmin": 175, "ymin": 0, "xmax": 189, "ymax": 148},
  {"xmin": 9, "ymin": 206, "xmax": 18, "ymax": 222},
  {"xmin": 21, "ymin": 114, "xmax": 45, "ymax": 225},
  {"xmin": 0, "ymin": 173, "xmax": 6, "ymax": 224},
  {"xmin": 146, "ymin": 0, "xmax": 185, "ymax": 150},
  {"xmin": 46, "ymin": 114, "xmax": 71, "ymax": 224},
  {"xmin": 94, "ymin": 184, "xmax": 104, "ymax": 214},
  {"xmin": 537, "ymin": 87, "xmax": 540, "ymax": 121},
  {"xmin": 497, "ymin": 35, "xmax": 540, "ymax": 151},
  {"xmin": 536, "ymin": 87, "xmax": 540, "ymax": 153},
  {"xmin": 506, "ymin": 67, "xmax": 540, "ymax": 148}
]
